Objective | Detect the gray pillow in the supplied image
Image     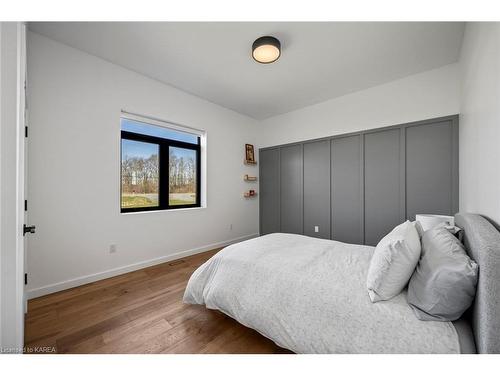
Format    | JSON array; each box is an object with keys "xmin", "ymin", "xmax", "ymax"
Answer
[{"xmin": 407, "ymin": 226, "xmax": 478, "ymax": 322}]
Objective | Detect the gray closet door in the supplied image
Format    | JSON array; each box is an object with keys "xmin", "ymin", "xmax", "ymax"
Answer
[
  {"xmin": 406, "ymin": 120, "xmax": 455, "ymax": 220},
  {"xmin": 259, "ymin": 148, "xmax": 280, "ymax": 235},
  {"xmin": 303, "ymin": 140, "xmax": 330, "ymax": 239},
  {"xmin": 280, "ymin": 144, "xmax": 303, "ymax": 234},
  {"xmin": 364, "ymin": 129, "xmax": 402, "ymax": 246},
  {"xmin": 331, "ymin": 135, "xmax": 363, "ymax": 244}
]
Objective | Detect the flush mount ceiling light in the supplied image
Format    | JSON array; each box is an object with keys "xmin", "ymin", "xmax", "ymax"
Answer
[{"xmin": 252, "ymin": 36, "xmax": 281, "ymax": 64}]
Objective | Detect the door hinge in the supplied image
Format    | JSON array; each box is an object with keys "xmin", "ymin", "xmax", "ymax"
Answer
[
  {"xmin": 25, "ymin": 126, "xmax": 28, "ymax": 138},
  {"xmin": 24, "ymin": 273, "xmax": 28, "ymax": 285},
  {"xmin": 24, "ymin": 199, "xmax": 28, "ymax": 211},
  {"xmin": 23, "ymin": 224, "xmax": 36, "ymax": 236}
]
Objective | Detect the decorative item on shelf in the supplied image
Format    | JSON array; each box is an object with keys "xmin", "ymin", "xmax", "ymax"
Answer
[
  {"xmin": 244, "ymin": 174, "xmax": 257, "ymax": 181},
  {"xmin": 244, "ymin": 190, "xmax": 258, "ymax": 198},
  {"xmin": 245, "ymin": 144, "xmax": 256, "ymax": 165}
]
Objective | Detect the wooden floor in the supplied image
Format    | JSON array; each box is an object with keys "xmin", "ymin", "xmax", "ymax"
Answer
[{"xmin": 25, "ymin": 249, "xmax": 291, "ymax": 354}]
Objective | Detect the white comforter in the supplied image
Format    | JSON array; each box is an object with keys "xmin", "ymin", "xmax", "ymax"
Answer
[{"xmin": 183, "ymin": 233, "xmax": 460, "ymax": 353}]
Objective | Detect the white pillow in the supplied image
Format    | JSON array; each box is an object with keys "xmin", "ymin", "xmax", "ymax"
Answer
[{"xmin": 366, "ymin": 221, "xmax": 421, "ymax": 302}]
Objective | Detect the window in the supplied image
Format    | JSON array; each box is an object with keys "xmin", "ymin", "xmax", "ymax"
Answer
[{"xmin": 120, "ymin": 115, "xmax": 201, "ymax": 212}]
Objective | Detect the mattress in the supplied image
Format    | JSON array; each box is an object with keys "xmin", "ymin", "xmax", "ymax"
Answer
[{"xmin": 184, "ymin": 233, "xmax": 461, "ymax": 353}]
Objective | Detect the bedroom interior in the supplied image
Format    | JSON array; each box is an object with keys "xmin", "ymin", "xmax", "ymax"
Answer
[{"xmin": 1, "ymin": 2, "xmax": 500, "ymax": 368}]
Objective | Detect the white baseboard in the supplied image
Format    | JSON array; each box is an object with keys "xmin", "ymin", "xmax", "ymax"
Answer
[{"xmin": 26, "ymin": 233, "xmax": 259, "ymax": 300}]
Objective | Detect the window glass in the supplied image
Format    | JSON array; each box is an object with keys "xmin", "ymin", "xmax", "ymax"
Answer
[
  {"xmin": 120, "ymin": 116, "xmax": 201, "ymax": 212},
  {"xmin": 121, "ymin": 139, "xmax": 159, "ymax": 209},
  {"xmin": 169, "ymin": 147, "xmax": 197, "ymax": 206}
]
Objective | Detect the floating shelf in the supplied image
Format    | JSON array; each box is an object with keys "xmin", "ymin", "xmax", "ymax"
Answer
[
  {"xmin": 244, "ymin": 175, "xmax": 258, "ymax": 182},
  {"xmin": 244, "ymin": 159, "xmax": 257, "ymax": 165},
  {"xmin": 244, "ymin": 191, "xmax": 258, "ymax": 198}
]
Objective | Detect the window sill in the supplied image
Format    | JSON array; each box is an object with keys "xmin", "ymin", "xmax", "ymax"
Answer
[{"xmin": 120, "ymin": 206, "xmax": 206, "ymax": 215}]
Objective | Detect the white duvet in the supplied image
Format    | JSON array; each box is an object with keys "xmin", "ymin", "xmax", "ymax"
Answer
[{"xmin": 183, "ymin": 233, "xmax": 460, "ymax": 353}]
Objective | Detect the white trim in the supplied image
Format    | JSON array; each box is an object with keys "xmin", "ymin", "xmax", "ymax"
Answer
[
  {"xmin": 121, "ymin": 110, "xmax": 206, "ymax": 137},
  {"xmin": 26, "ymin": 233, "xmax": 258, "ymax": 300},
  {"xmin": 0, "ymin": 22, "xmax": 26, "ymax": 351},
  {"xmin": 16, "ymin": 22, "xmax": 26, "ymax": 341},
  {"xmin": 121, "ymin": 206, "xmax": 206, "ymax": 215}
]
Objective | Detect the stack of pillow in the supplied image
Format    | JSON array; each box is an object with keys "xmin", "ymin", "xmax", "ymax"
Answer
[{"xmin": 366, "ymin": 219, "xmax": 478, "ymax": 322}]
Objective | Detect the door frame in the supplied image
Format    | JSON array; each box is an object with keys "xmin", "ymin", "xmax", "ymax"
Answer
[{"xmin": 0, "ymin": 22, "xmax": 27, "ymax": 353}]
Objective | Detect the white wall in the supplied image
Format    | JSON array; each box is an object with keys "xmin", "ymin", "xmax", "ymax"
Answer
[
  {"xmin": 26, "ymin": 32, "xmax": 261, "ymax": 298},
  {"xmin": 258, "ymin": 63, "xmax": 460, "ymax": 147},
  {"xmin": 459, "ymin": 23, "xmax": 500, "ymax": 225}
]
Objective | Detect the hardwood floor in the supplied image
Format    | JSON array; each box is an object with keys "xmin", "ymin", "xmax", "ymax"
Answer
[{"xmin": 24, "ymin": 249, "xmax": 291, "ymax": 354}]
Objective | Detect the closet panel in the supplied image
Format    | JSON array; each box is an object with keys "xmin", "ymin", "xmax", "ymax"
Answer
[
  {"xmin": 280, "ymin": 144, "xmax": 303, "ymax": 234},
  {"xmin": 364, "ymin": 129, "xmax": 401, "ymax": 246},
  {"xmin": 331, "ymin": 135, "xmax": 363, "ymax": 244},
  {"xmin": 303, "ymin": 140, "xmax": 330, "ymax": 239},
  {"xmin": 406, "ymin": 120, "xmax": 455, "ymax": 220},
  {"xmin": 259, "ymin": 148, "xmax": 280, "ymax": 235},
  {"xmin": 259, "ymin": 115, "xmax": 459, "ymax": 245}
]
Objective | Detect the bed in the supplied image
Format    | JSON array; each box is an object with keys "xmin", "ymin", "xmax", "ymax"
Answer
[{"xmin": 183, "ymin": 213, "xmax": 500, "ymax": 354}]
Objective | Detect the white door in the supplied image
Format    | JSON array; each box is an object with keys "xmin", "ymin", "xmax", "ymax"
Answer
[
  {"xmin": 23, "ymin": 23, "xmax": 33, "ymax": 315},
  {"xmin": 0, "ymin": 22, "xmax": 27, "ymax": 352}
]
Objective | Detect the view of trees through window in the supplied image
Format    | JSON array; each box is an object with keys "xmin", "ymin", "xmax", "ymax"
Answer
[
  {"xmin": 121, "ymin": 139, "xmax": 159, "ymax": 208},
  {"xmin": 120, "ymin": 117, "xmax": 200, "ymax": 211},
  {"xmin": 169, "ymin": 147, "xmax": 197, "ymax": 205}
]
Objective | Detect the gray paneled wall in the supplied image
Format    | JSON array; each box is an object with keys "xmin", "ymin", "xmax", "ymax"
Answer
[
  {"xmin": 279, "ymin": 145, "xmax": 303, "ymax": 234},
  {"xmin": 259, "ymin": 115, "xmax": 459, "ymax": 245},
  {"xmin": 364, "ymin": 128, "xmax": 403, "ymax": 245},
  {"xmin": 405, "ymin": 120, "xmax": 458, "ymax": 221},
  {"xmin": 259, "ymin": 148, "xmax": 280, "ymax": 235},
  {"xmin": 331, "ymin": 135, "xmax": 363, "ymax": 244},
  {"xmin": 304, "ymin": 140, "xmax": 331, "ymax": 239}
]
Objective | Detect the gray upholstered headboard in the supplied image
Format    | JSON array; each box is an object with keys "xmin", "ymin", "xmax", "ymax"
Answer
[{"xmin": 455, "ymin": 213, "xmax": 500, "ymax": 354}]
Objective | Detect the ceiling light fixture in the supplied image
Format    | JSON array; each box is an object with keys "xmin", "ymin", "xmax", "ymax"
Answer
[{"xmin": 252, "ymin": 36, "xmax": 281, "ymax": 64}]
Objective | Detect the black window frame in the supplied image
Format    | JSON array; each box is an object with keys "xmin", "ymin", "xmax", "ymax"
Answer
[{"xmin": 120, "ymin": 129, "xmax": 201, "ymax": 213}]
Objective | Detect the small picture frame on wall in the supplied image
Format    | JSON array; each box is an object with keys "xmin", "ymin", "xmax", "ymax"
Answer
[{"xmin": 245, "ymin": 144, "xmax": 255, "ymax": 164}]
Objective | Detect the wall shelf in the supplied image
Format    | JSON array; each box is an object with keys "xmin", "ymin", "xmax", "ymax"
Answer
[
  {"xmin": 244, "ymin": 159, "xmax": 257, "ymax": 165},
  {"xmin": 244, "ymin": 175, "xmax": 258, "ymax": 182},
  {"xmin": 244, "ymin": 191, "xmax": 258, "ymax": 198}
]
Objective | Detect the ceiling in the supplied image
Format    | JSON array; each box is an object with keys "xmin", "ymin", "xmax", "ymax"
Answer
[{"xmin": 29, "ymin": 22, "xmax": 465, "ymax": 120}]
